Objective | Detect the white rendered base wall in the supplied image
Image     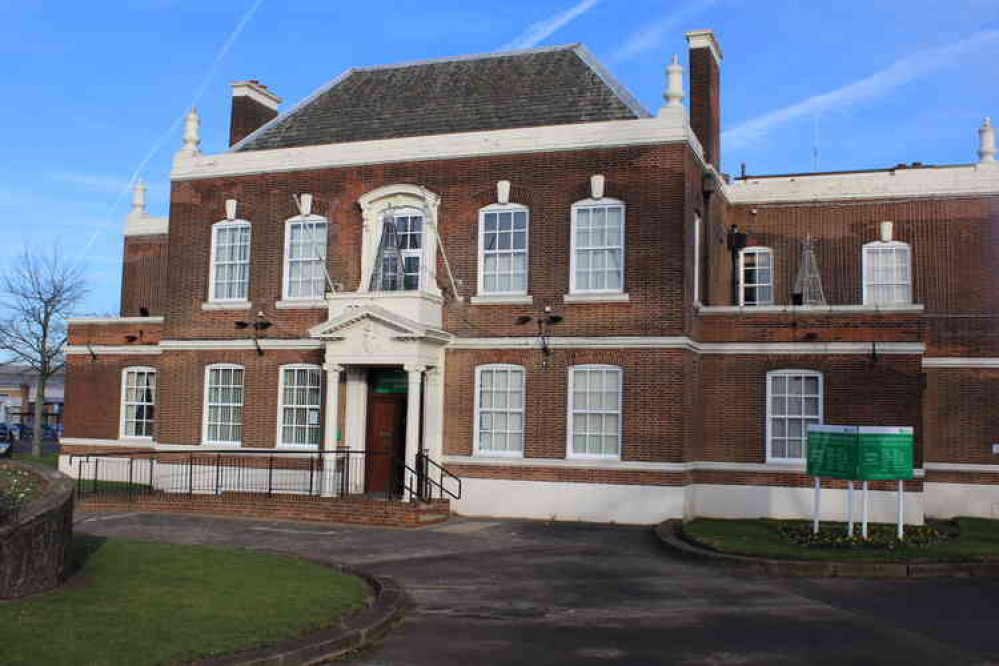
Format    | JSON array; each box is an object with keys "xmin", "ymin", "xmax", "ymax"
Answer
[
  {"xmin": 924, "ymin": 483, "xmax": 999, "ymax": 519},
  {"xmin": 453, "ymin": 478, "xmax": 686, "ymax": 524},
  {"xmin": 688, "ymin": 484, "xmax": 925, "ymax": 525}
]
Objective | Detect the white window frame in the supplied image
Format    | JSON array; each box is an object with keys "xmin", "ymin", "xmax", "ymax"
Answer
[
  {"xmin": 202, "ymin": 363, "xmax": 245, "ymax": 446},
  {"xmin": 120, "ymin": 366, "xmax": 156, "ymax": 440},
  {"xmin": 282, "ymin": 215, "xmax": 329, "ymax": 301},
  {"xmin": 473, "ymin": 364, "xmax": 526, "ymax": 458},
  {"xmin": 208, "ymin": 219, "xmax": 252, "ymax": 303},
  {"xmin": 477, "ymin": 203, "xmax": 530, "ymax": 296},
  {"xmin": 389, "ymin": 206, "xmax": 425, "ymax": 291},
  {"xmin": 765, "ymin": 369, "xmax": 824, "ymax": 464},
  {"xmin": 275, "ymin": 364, "xmax": 323, "ymax": 448},
  {"xmin": 739, "ymin": 246, "xmax": 774, "ymax": 306},
  {"xmin": 567, "ymin": 364, "xmax": 623, "ymax": 460},
  {"xmin": 862, "ymin": 240, "xmax": 912, "ymax": 305},
  {"xmin": 569, "ymin": 198, "xmax": 626, "ymax": 294}
]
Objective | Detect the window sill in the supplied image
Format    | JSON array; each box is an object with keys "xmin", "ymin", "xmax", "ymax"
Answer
[
  {"xmin": 566, "ymin": 454, "xmax": 622, "ymax": 462},
  {"xmin": 469, "ymin": 294, "xmax": 534, "ymax": 305},
  {"xmin": 275, "ymin": 299, "xmax": 327, "ymax": 309},
  {"xmin": 201, "ymin": 301, "xmax": 252, "ymax": 311},
  {"xmin": 563, "ymin": 293, "xmax": 629, "ymax": 303},
  {"xmin": 471, "ymin": 451, "xmax": 525, "ymax": 459},
  {"xmin": 697, "ymin": 303, "xmax": 924, "ymax": 315}
]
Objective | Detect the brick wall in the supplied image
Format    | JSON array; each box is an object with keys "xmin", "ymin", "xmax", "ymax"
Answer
[
  {"xmin": 229, "ymin": 95, "xmax": 278, "ymax": 147},
  {"xmin": 688, "ymin": 46, "xmax": 721, "ymax": 169},
  {"xmin": 924, "ymin": 368, "xmax": 999, "ymax": 465},
  {"xmin": 64, "ymin": 354, "xmax": 159, "ymax": 440},
  {"xmin": 164, "ymin": 143, "xmax": 689, "ymax": 340},
  {"xmin": 697, "ymin": 353, "xmax": 924, "ymax": 464},
  {"xmin": 442, "ymin": 347, "xmax": 687, "ymax": 463},
  {"xmin": 121, "ymin": 234, "xmax": 168, "ymax": 317},
  {"xmin": 69, "ymin": 322, "xmax": 163, "ymax": 346},
  {"xmin": 694, "ymin": 311, "xmax": 925, "ymax": 343}
]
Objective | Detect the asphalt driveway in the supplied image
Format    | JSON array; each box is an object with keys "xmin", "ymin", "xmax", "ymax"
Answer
[{"xmin": 75, "ymin": 512, "xmax": 999, "ymax": 665}]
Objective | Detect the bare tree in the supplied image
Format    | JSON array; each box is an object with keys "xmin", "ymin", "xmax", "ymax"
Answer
[{"xmin": 0, "ymin": 248, "xmax": 88, "ymax": 457}]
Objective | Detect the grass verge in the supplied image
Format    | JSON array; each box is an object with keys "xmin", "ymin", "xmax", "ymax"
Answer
[
  {"xmin": 683, "ymin": 518, "xmax": 999, "ymax": 562},
  {"xmin": 12, "ymin": 451, "xmax": 59, "ymax": 468},
  {"xmin": 0, "ymin": 537, "xmax": 368, "ymax": 666}
]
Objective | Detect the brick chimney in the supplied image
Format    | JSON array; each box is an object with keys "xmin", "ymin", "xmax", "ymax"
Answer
[
  {"xmin": 685, "ymin": 30, "xmax": 723, "ymax": 170},
  {"xmin": 229, "ymin": 80, "xmax": 282, "ymax": 147}
]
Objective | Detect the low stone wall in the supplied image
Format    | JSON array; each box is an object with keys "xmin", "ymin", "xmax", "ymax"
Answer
[{"xmin": 0, "ymin": 462, "xmax": 74, "ymax": 599}]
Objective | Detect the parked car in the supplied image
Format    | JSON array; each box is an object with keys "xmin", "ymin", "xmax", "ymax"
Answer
[{"xmin": 0, "ymin": 422, "xmax": 12, "ymax": 444}]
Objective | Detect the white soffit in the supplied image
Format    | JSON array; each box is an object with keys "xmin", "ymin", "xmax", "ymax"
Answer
[
  {"xmin": 172, "ymin": 111, "xmax": 701, "ymax": 181},
  {"xmin": 726, "ymin": 164, "xmax": 999, "ymax": 204}
]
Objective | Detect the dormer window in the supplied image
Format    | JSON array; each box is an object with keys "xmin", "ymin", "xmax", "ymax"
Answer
[{"xmin": 739, "ymin": 247, "xmax": 773, "ymax": 306}]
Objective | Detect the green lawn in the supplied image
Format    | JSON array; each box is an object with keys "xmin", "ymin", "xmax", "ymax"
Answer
[
  {"xmin": 12, "ymin": 450, "xmax": 59, "ymax": 468},
  {"xmin": 0, "ymin": 537, "xmax": 368, "ymax": 666},
  {"xmin": 683, "ymin": 518, "xmax": 999, "ymax": 562}
]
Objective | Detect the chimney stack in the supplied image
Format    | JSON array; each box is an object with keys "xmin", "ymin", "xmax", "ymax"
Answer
[
  {"xmin": 229, "ymin": 80, "xmax": 282, "ymax": 147},
  {"xmin": 685, "ymin": 29, "xmax": 723, "ymax": 170}
]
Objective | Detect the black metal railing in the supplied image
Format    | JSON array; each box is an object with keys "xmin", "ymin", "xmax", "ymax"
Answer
[{"xmin": 70, "ymin": 449, "xmax": 461, "ymax": 505}]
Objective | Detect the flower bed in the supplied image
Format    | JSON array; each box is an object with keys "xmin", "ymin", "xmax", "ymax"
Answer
[{"xmin": 777, "ymin": 521, "xmax": 952, "ymax": 550}]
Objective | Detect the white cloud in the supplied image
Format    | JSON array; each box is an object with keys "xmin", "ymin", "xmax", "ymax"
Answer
[
  {"xmin": 500, "ymin": 0, "xmax": 600, "ymax": 51},
  {"xmin": 724, "ymin": 29, "xmax": 999, "ymax": 150},
  {"xmin": 610, "ymin": 0, "xmax": 720, "ymax": 63}
]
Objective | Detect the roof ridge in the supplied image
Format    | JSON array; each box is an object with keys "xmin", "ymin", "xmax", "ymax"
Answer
[{"xmin": 353, "ymin": 43, "xmax": 582, "ymax": 73}]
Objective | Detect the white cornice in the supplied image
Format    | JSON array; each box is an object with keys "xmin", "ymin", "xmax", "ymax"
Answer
[
  {"xmin": 442, "ymin": 455, "xmax": 686, "ymax": 471},
  {"xmin": 697, "ymin": 304, "xmax": 925, "ymax": 315},
  {"xmin": 725, "ymin": 164, "xmax": 999, "ymax": 204},
  {"xmin": 67, "ymin": 316, "xmax": 164, "ymax": 325},
  {"xmin": 923, "ymin": 357, "xmax": 999, "ymax": 368},
  {"xmin": 159, "ymin": 339, "xmax": 323, "ymax": 351},
  {"xmin": 449, "ymin": 336, "xmax": 924, "ymax": 355},
  {"xmin": 924, "ymin": 462, "xmax": 999, "ymax": 473},
  {"xmin": 64, "ymin": 345, "xmax": 161, "ymax": 356},
  {"xmin": 172, "ymin": 110, "xmax": 700, "ymax": 181}
]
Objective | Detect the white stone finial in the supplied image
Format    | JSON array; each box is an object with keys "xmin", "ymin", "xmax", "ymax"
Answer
[
  {"xmin": 298, "ymin": 193, "xmax": 313, "ymax": 216},
  {"xmin": 665, "ymin": 54, "xmax": 684, "ymax": 107},
  {"xmin": 174, "ymin": 108, "xmax": 201, "ymax": 164},
  {"xmin": 225, "ymin": 199, "xmax": 237, "ymax": 221},
  {"xmin": 880, "ymin": 221, "xmax": 894, "ymax": 242},
  {"xmin": 590, "ymin": 174, "xmax": 605, "ymax": 200},
  {"xmin": 131, "ymin": 178, "xmax": 147, "ymax": 216},
  {"xmin": 979, "ymin": 117, "xmax": 996, "ymax": 164},
  {"xmin": 496, "ymin": 180, "xmax": 511, "ymax": 205}
]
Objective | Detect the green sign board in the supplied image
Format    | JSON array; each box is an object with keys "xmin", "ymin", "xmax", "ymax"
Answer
[
  {"xmin": 807, "ymin": 425, "xmax": 914, "ymax": 481},
  {"xmin": 370, "ymin": 370, "xmax": 408, "ymax": 394},
  {"xmin": 857, "ymin": 427, "xmax": 915, "ymax": 480},
  {"xmin": 806, "ymin": 425, "xmax": 858, "ymax": 479}
]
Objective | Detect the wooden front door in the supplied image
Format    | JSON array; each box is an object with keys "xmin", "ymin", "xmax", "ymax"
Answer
[{"xmin": 365, "ymin": 394, "xmax": 407, "ymax": 495}]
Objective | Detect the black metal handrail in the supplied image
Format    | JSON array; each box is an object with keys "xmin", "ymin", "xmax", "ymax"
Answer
[{"xmin": 69, "ymin": 448, "xmax": 461, "ymax": 504}]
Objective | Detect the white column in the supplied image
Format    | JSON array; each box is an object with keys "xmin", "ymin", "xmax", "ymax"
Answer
[
  {"xmin": 321, "ymin": 363, "xmax": 343, "ymax": 497},
  {"xmin": 344, "ymin": 368, "xmax": 368, "ymax": 494},
  {"xmin": 403, "ymin": 364, "xmax": 425, "ymax": 499},
  {"xmin": 423, "ymin": 366, "xmax": 443, "ymax": 462}
]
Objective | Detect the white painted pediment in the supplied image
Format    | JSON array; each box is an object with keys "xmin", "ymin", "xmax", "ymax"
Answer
[{"xmin": 309, "ymin": 305, "xmax": 450, "ymax": 347}]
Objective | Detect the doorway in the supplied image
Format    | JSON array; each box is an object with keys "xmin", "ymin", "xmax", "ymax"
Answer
[{"xmin": 364, "ymin": 370, "xmax": 408, "ymax": 495}]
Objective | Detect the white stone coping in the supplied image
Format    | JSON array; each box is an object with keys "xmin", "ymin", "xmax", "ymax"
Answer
[
  {"xmin": 66, "ymin": 316, "xmax": 164, "ymax": 325},
  {"xmin": 924, "ymin": 462, "xmax": 999, "ymax": 473},
  {"xmin": 448, "ymin": 336, "xmax": 925, "ymax": 355},
  {"xmin": 201, "ymin": 301, "xmax": 252, "ymax": 311},
  {"xmin": 697, "ymin": 304, "xmax": 925, "ymax": 315},
  {"xmin": 469, "ymin": 294, "xmax": 534, "ymax": 305},
  {"xmin": 64, "ymin": 345, "xmax": 162, "ymax": 356},
  {"xmin": 563, "ymin": 292, "xmax": 630, "ymax": 303},
  {"xmin": 124, "ymin": 214, "xmax": 168, "ymax": 237},
  {"xmin": 275, "ymin": 299, "xmax": 328, "ymax": 309},
  {"xmin": 922, "ymin": 357, "xmax": 999, "ymax": 368}
]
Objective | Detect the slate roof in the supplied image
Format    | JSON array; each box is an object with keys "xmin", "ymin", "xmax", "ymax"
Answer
[{"xmin": 234, "ymin": 44, "xmax": 649, "ymax": 152}]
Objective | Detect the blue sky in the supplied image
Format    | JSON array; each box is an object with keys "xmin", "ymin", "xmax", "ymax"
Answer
[{"xmin": 3, "ymin": 0, "xmax": 998, "ymax": 315}]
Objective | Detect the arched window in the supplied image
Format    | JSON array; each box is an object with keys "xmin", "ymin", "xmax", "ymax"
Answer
[
  {"xmin": 277, "ymin": 364, "xmax": 323, "ymax": 447},
  {"xmin": 766, "ymin": 369, "xmax": 823, "ymax": 462},
  {"xmin": 567, "ymin": 364, "xmax": 622, "ymax": 458},
  {"xmin": 863, "ymin": 240, "xmax": 911, "ymax": 305},
  {"xmin": 570, "ymin": 198, "xmax": 625, "ymax": 294},
  {"xmin": 121, "ymin": 366, "xmax": 156, "ymax": 439},
  {"xmin": 283, "ymin": 215, "xmax": 329, "ymax": 300},
  {"xmin": 739, "ymin": 247, "xmax": 774, "ymax": 306},
  {"xmin": 474, "ymin": 364, "xmax": 526, "ymax": 456},
  {"xmin": 478, "ymin": 203, "xmax": 529, "ymax": 296},
  {"xmin": 209, "ymin": 219, "xmax": 251, "ymax": 302},
  {"xmin": 203, "ymin": 364, "xmax": 245, "ymax": 445}
]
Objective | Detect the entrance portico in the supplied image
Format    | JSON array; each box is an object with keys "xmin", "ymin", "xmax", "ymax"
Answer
[{"xmin": 309, "ymin": 295, "xmax": 451, "ymax": 496}]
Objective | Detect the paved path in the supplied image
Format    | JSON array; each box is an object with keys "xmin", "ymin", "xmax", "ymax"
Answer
[{"xmin": 76, "ymin": 512, "xmax": 999, "ymax": 665}]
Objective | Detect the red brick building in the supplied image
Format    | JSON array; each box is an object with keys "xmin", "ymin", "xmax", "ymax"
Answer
[{"xmin": 63, "ymin": 31, "xmax": 999, "ymax": 524}]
